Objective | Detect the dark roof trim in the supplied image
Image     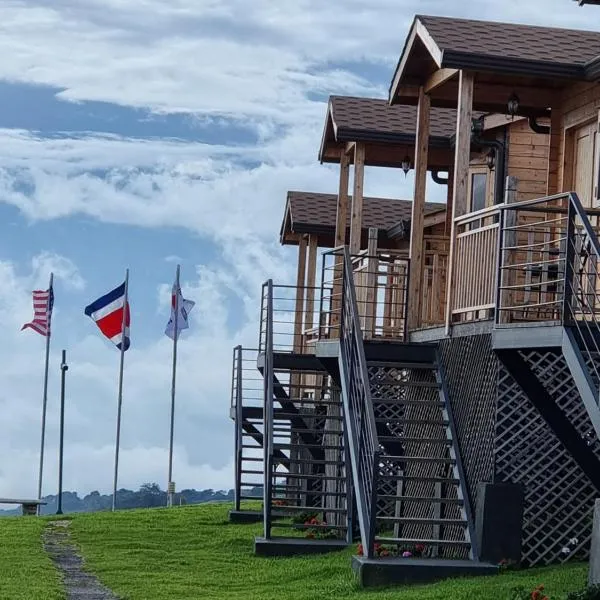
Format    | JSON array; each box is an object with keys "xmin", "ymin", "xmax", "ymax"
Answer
[
  {"xmin": 441, "ymin": 49, "xmax": 584, "ymax": 80},
  {"xmin": 334, "ymin": 128, "xmax": 451, "ymax": 148},
  {"xmin": 586, "ymin": 55, "xmax": 600, "ymax": 80}
]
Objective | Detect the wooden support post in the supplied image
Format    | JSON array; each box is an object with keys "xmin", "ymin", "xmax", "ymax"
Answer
[
  {"xmin": 500, "ymin": 177, "xmax": 518, "ymax": 324},
  {"xmin": 445, "ymin": 71, "xmax": 474, "ymax": 334},
  {"xmin": 365, "ymin": 228, "xmax": 378, "ymax": 339},
  {"xmin": 293, "ymin": 236, "xmax": 308, "ymax": 352},
  {"xmin": 407, "ymin": 87, "xmax": 430, "ymax": 331},
  {"xmin": 445, "ymin": 164, "xmax": 454, "ymax": 236},
  {"xmin": 305, "ymin": 235, "xmax": 318, "ymax": 333},
  {"xmin": 331, "ymin": 152, "xmax": 351, "ymax": 335},
  {"xmin": 349, "ymin": 143, "xmax": 365, "ymax": 254}
]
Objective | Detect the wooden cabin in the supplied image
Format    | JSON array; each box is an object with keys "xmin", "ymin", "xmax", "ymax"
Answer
[{"xmin": 231, "ymin": 17, "xmax": 600, "ymax": 587}]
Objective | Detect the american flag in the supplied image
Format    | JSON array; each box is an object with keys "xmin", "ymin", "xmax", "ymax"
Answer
[{"xmin": 21, "ymin": 287, "xmax": 54, "ymax": 337}]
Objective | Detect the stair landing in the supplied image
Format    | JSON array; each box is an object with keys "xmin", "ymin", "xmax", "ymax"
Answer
[{"xmin": 352, "ymin": 555, "xmax": 498, "ymax": 588}]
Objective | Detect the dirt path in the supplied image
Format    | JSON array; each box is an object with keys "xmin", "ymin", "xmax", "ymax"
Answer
[{"xmin": 43, "ymin": 520, "xmax": 119, "ymax": 600}]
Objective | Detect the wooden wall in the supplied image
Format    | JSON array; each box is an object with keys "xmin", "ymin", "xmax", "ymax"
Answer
[{"xmin": 556, "ymin": 81, "xmax": 600, "ymax": 196}]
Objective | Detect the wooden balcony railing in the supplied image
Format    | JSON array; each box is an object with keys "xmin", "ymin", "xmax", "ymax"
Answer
[
  {"xmin": 421, "ymin": 234, "xmax": 449, "ymax": 328},
  {"xmin": 450, "ymin": 205, "xmax": 502, "ymax": 323}
]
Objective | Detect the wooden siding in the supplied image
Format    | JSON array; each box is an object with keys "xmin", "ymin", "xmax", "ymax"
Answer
[{"xmin": 506, "ymin": 118, "xmax": 550, "ymax": 202}]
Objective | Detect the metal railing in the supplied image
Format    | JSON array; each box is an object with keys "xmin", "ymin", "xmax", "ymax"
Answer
[
  {"xmin": 259, "ymin": 282, "xmax": 322, "ymax": 354},
  {"xmin": 497, "ymin": 193, "xmax": 600, "ymax": 387},
  {"xmin": 452, "ymin": 205, "xmax": 502, "ymax": 322},
  {"xmin": 337, "ymin": 246, "xmax": 379, "ymax": 558},
  {"xmin": 319, "ymin": 247, "xmax": 410, "ymax": 342},
  {"xmin": 231, "ymin": 345, "xmax": 264, "ymax": 511}
]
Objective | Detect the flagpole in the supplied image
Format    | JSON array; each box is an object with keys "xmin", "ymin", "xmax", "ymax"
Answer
[
  {"xmin": 112, "ymin": 269, "xmax": 129, "ymax": 512},
  {"xmin": 37, "ymin": 272, "xmax": 53, "ymax": 514},
  {"xmin": 167, "ymin": 264, "xmax": 180, "ymax": 508}
]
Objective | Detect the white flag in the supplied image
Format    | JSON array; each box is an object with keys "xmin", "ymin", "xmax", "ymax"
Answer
[{"xmin": 165, "ymin": 283, "xmax": 194, "ymax": 340}]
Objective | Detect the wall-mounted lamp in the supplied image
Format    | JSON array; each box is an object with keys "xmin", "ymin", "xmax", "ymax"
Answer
[
  {"xmin": 507, "ymin": 92, "xmax": 520, "ymax": 118},
  {"xmin": 401, "ymin": 156, "xmax": 411, "ymax": 177},
  {"xmin": 486, "ymin": 149, "xmax": 496, "ymax": 170}
]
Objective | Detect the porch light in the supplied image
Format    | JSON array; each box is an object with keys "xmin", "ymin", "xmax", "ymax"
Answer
[
  {"xmin": 486, "ymin": 149, "xmax": 496, "ymax": 170},
  {"xmin": 401, "ymin": 156, "xmax": 411, "ymax": 177},
  {"xmin": 507, "ymin": 93, "xmax": 520, "ymax": 118}
]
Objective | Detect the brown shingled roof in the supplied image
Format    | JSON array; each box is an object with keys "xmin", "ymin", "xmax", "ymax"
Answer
[
  {"xmin": 329, "ymin": 96, "xmax": 456, "ymax": 144},
  {"xmin": 281, "ymin": 191, "xmax": 445, "ymax": 246},
  {"xmin": 418, "ymin": 15, "xmax": 600, "ymax": 66}
]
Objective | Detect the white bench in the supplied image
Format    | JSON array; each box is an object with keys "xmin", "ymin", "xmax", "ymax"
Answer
[{"xmin": 0, "ymin": 497, "xmax": 47, "ymax": 516}]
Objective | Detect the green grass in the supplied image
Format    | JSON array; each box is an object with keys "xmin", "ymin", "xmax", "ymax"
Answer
[
  {"xmin": 67, "ymin": 502, "xmax": 589, "ymax": 600},
  {"xmin": 0, "ymin": 516, "xmax": 64, "ymax": 600}
]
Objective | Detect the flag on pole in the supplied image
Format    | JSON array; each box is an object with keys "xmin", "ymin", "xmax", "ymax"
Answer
[
  {"xmin": 84, "ymin": 282, "xmax": 130, "ymax": 350},
  {"xmin": 165, "ymin": 281, "xmax": 194, "ymax": 341},
  {"xmin": 22, "ymin": 286, "xmax": 54, "ymax": 337}
]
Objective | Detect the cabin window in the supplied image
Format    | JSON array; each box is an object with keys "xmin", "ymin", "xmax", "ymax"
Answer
[{"xmin": 470, "ymin": 172, "xmax": 488, "ymax": 212}]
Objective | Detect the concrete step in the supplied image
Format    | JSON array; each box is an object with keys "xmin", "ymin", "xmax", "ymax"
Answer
[
  {"xmin": 352, "ymin": 556, "xmax": 498, "ymax": 588},
  {"xmin": 254, "ymin": 536, "xmax": 348, "ymax": 557}
]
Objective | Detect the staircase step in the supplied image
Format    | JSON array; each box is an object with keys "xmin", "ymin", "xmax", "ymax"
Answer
[
  {"xmin": 274, "ymin": 443, "xmax": 342, "ymax": 450},
  {"xmin": 270, "ymin": 505, "xmax": 348, "ymax": 514},
  {"xmin": 376, "ymin": 516, "xmax": 468, "ymax": 526},
  {"xmin": 383, "ymin": 456, "xmax": 456, "ymax": 465},
  {"xmin": 241, "ymin": 470, "xmax": 264, "ymax": 475},
  {"xmin": 371, "ymin": 380, "xmax": 440, "ymax": 389},
  {"xmin": 375, "ymin": 536, "xmax": 471, "ymax": 547},
  {"xmin": 377, "ymin": 495, "xmax": 464, "ymax": 505},
  {"xmin": 271, "ymin": 473, "xmax": 346, "ymax": 481},
  {"xmin": 378, "ymin": 436, "xmax": 451, "ymax": 445},
  {"xmin": 367, "ymin": 361, "xmax": 437, "ymax": 370},
  {"xmin": 379, "ymin": 475, "xmax": 460, "ymax": 484},
  {"xmin": 374, "ymin": 400, "xmax": 445, "ymax": 407},
  {"xmin": 241, "ymin": 457, "xmax": 263, "ymax": 462},
  {"xmin": 273, "ymin": 457, "xmax": 346, "ymax": 466},
  {"xmin": 271, "ymin": 522, "xmax": 347, "ymax": 531}
]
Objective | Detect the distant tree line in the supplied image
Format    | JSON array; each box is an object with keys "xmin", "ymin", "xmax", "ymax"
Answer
[{"xmin": 0, "ymin": 483, "xmax": 262, "ymax": 516}]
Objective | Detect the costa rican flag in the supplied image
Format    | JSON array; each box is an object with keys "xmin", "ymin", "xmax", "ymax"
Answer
[
  {"xmin": 22, "ymin": 286, "xmax": 54, "ymax": 337},
  {"xmin": 84, "ymin": 282, "xmax": 130, "ymax": 351}
]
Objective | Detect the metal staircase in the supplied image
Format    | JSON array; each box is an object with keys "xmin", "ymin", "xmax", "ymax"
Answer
[
  {"xmin": 256, "ymin": 281, "xmax": 351, "ymax": 555},
  {"xmin": 336, "ymin": 247, "xmax": 476, "ymax": 561}
]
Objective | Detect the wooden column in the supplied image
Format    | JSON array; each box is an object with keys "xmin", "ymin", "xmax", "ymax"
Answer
[
  {"xmin": 331, "ymin": 152, "xmax": 351, "ymax": 335},
  {"xmin": 304, "ymin": 235, "xmax": 319, "ymax": 332},
  {"xmin": 546, "ymin": 107, "xmax": 561, "ymax": 196},
  {"xmin": 407, "ymin": 87, "xmax": 431, "ymax": 331},
  {"xmin": 293, "ymin": 236, "xmax": 308, "ymax": 352},
  {"xmin": 445, "ymin": 164, "xmax": 454, "ymax": 236},
  {"xmin": 445, "ymin": 71, "xmax": 474, "ymax": 333},
  {"xmin": 365, "ymin": 228, "xmax": 379, "ymax": 339},
  {"xmin": 335, "ymin": 152, "xmax": 351, "ymax": 246},
  {"xmin": 349, "ymin": 143, "xmax": 366, "ymax": 254}
]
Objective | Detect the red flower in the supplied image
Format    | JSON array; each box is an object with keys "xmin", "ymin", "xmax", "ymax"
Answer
[
  {"xmin": 415, "ymin": 544, "xmax": 425, "ymax": 552},
  {"xmin": 532, "ymin": 591, "xmax": 540, "ymax": 600},
  {"xmin": 357, "ymin": 544, "xmax": 364, "ymax": 556}
]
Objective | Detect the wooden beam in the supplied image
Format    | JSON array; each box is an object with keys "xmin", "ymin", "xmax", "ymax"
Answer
[
  {"xmin": 445, "ymin": 71, "xmax": 474, "ymax": 333},
  {"xmin": 423, "ymin": 210, "xmax": 447, "ymax": 229},
  {"xmin": 349, "ymin": 143, "xmax": 366, "ymax": 254},
  {"xmin": 407, "ymin": 87, "xmax": 431, "ymax": 331},
  {"xmin": 293, "ymin": 236, "xmax": 308, "ymax": 352},
  {"xmin": 424, "ymin": 68, "xmax": 458, "ymax": 94},
  {"xmin": 304, "ymin": 235, "xmax": 318, "ymax": 332},
  {"xmin": 365, "ymin": 228, "xmax": 378, "ymax": 339},
  {"xmin": 344, "ymin": 142, "xmax": 356, "ymax": 156}
]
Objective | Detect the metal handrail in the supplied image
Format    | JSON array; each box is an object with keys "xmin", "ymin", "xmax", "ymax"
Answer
[
  {"xmin": 262, "ymin": 280, "xmax": 274, "ymax": 538},
  {"xmin": 338, "ymin": 246, "xmax": 379, "ymax": 557}
]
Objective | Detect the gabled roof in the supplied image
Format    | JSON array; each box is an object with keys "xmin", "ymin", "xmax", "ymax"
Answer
[
  {"xmin": 280, "ymin": 191, "xmax": 445, "ymax": 247},
  {"xmin": 390, "ymin": 15, "xmax": 600, "ymax": 102}
]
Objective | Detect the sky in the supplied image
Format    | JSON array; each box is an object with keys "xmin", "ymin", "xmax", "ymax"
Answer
[{"xmin": 0, "ymin": 0, "xmax": 597, "ymax": 502}]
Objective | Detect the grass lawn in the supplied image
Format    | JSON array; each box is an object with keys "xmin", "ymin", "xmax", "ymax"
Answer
[
  {"xmin": 68, "ymin": 502, "xmax": 589, "ymax": 600},
  {"xmin": 0, "ymin": 516, "xmax": 64, "ymax": 600}
]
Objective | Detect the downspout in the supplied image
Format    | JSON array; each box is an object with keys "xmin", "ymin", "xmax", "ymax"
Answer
[
  {"xmin": 431, "ymin": 171, "xmax": 449, "ymax": 185},
  {"xmin": 528, "ymin": 116, "xmax": 551, "ymax": 135}
]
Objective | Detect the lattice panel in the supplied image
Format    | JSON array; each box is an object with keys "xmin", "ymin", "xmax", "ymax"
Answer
[
  {"xmin": 497, "ymin": 357, "xmax": 596, "ymax": 565},
  {"xmin": 438, "ymin": 334, "xmax": 496, "ymax": 510}
]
